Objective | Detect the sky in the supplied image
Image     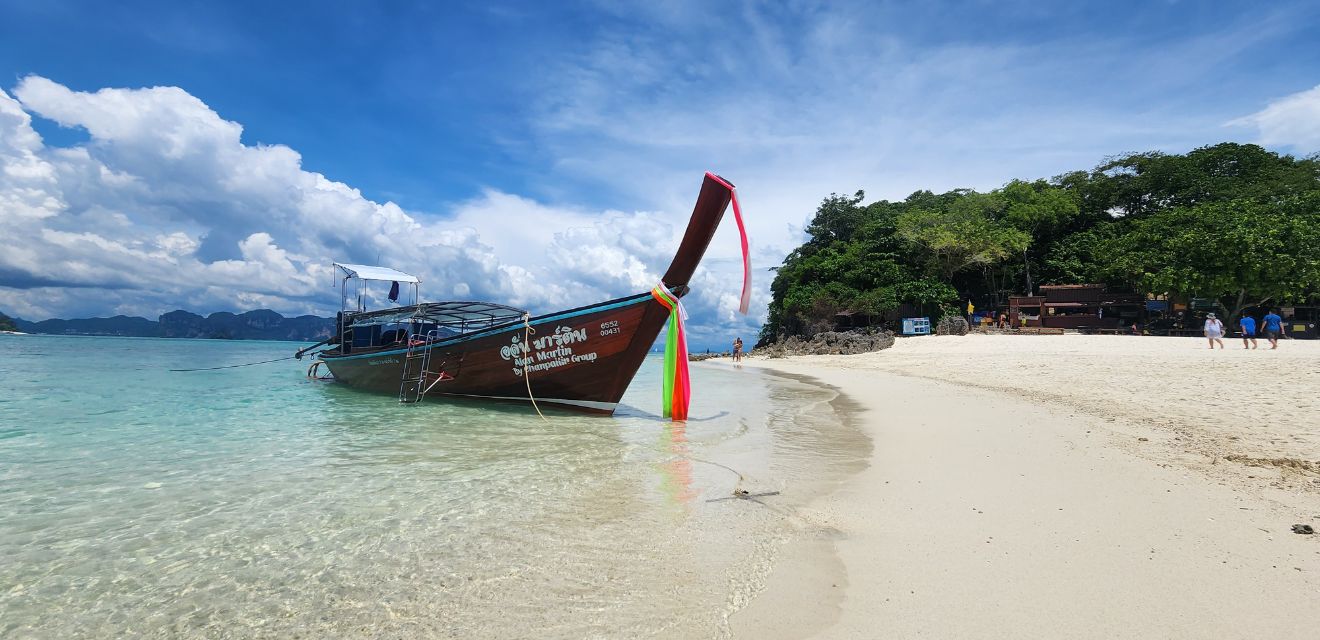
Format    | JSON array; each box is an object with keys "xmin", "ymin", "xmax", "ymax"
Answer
[{"xmin": 1, "ymin": 0, "xmax": 1319, "ymax": 349}]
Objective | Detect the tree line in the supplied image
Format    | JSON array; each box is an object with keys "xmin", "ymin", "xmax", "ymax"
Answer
[{"xmin": 761, "ymin": 143, "xmax": 1320, "ymax": 344}]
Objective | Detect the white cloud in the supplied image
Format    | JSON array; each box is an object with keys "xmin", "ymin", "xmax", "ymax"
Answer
[
  {"xmin": 0, "ymin": 77, "xmax": 757, "ymax": 347},
  {"xmin": 0, "ymin": 88, "xmax": 63, "ymax": 221},
  {"xmin": 1229, "ymin": 84, "xmax": 1320, "ymax": 152}
]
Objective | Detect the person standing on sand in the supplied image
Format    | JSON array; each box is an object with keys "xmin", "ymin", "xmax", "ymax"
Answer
[
  {"xmin": 1239, "ymin": 314, "xmax": 1258, "ymax": 349},
  {"xmin": 732, "ymin": 337, "xmax": 744, "ymax": 363},
  {"xmin": 1204, "ymin": 313, "xmax": 1225, "ymax": 349},
  {"xmin": 1262, "ymin": 309, "xmax": 1285, "ymax": 349}
]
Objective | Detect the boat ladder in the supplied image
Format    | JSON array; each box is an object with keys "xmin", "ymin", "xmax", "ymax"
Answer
[
  {"xmin": 399, "ymin": 330, "xmax": 434, "ymax": 403},
  {"xmin": 398, "ymin": 330, "xmax": 453, "ymax": 403}
]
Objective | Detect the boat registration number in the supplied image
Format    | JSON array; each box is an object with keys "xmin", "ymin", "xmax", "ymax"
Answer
[{"xmin": 599, "ymin": 320, "xmax": 621, "ymax": 337}]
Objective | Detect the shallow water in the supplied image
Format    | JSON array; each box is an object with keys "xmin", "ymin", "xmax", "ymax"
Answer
[{"xmin": 0, "ymin": 335, "xmax": 865, "ymax": 638}]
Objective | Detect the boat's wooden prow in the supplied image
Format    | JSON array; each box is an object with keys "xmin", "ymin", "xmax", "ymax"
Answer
[{"xmin": 661, "ymin": 172, "xmax": 737, "ymax": 288}]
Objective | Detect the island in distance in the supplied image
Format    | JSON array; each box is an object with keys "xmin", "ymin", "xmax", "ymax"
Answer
[{"xmin": 1, "ymin": 309, "xmax": 333, "ymax": 342}]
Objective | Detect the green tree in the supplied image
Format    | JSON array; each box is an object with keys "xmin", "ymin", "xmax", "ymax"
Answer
[
  {"xmin": 891, "ymin": 279, "xmax": 960, "ymax": 315},
  {"xmin": 761, "ymin": 143, "xmax": 1320, "ymax": 345},
  {"xmin": 896, "ymin": 191, "xmax": 1029, "ymax": 282},
  {"xmin": 1042, "ymin": 224, "xmax": 1124, "ymax": 285},
  {"xmin": 1109, "ymin": 194, "xmax": 1320, "ymax": 319},
  {"xmin": 802, "ymin": 191, "xmax": 867, "ymax": 249},
  {"xmin": 1000, "ymin": 179, "xmax": 1080, "ymax": 294},
  {"xmin": 0, "ymin": 312, "xmax": 17, "ymax": 332},
  {"xmin": 1088, "ymin": 143, "xmax": 1319, "ymax": 218}
]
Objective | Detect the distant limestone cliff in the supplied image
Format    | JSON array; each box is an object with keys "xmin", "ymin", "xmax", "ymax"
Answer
[
  {"xmin": 158, "ymin": 310, "xmax": 332, "ymax": 340},
  {"xmin": 8, "ymin": 309, "xmax": 333, "ymax": 341}
]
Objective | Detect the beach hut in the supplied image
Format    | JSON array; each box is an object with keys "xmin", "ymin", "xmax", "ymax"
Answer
[{"xmin": 1010, "ymin": 285, "xmax": 1142, "ymax": 331}]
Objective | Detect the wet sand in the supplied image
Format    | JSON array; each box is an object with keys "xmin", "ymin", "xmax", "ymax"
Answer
[{"xmin": 723, "ymin": 334, "xmax": 1320, "ymax": 638}]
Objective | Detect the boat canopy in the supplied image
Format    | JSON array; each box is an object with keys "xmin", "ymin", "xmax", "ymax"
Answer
[
  {"xmin": 334, "ymin": 263, "xmax": 421, "ymax": 284},
  {"xmin": 346, "ymin": 301, "xmax": 527, "ymax": 330}
]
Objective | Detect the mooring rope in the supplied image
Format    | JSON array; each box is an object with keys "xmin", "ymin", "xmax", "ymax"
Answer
[
  {"xmin": 521, "ymin": 314, "xmax": 548, "ymax": 422},
  {"xmin": 169, "ymin": 355, "xmax": 298, "ymax": 372}
]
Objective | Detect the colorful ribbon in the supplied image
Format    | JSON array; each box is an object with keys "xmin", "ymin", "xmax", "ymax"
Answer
[
  {"xmin": 704, "ymin": 172, "xmax": 752, "ymax": 315},
  {"xmin": 651, "ymin": 283, "xmax": 690, "ymax": 421}
]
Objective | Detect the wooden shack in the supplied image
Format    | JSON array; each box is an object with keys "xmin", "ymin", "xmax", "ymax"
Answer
[{"xmin": 1009, "ymin": 284, "xmax": 1142, "ymax": 330}]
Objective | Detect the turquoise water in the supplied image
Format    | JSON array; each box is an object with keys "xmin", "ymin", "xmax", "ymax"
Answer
[{"xmin": 0, "ymin": 335, "xmax": 865, "ymax": 638}]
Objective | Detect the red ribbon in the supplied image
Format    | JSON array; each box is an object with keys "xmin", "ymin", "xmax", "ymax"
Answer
[{"xmin": 705, "ymin": 172, "xmax": 751, "ymax": 315}]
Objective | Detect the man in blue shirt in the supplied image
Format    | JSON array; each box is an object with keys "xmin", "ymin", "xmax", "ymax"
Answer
[
  {"xmin": 1262, "ymin": 309, "xmax": 1286, "ymax": 349},
  {"xmin": 1239, "ymin": 314, "xmax": 1257, "ymax": 349}
]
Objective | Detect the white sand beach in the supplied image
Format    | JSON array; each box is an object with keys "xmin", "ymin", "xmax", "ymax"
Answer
[{"xmin": 724, "ymin": 334, "xmax": 1320, "ymax": 638}]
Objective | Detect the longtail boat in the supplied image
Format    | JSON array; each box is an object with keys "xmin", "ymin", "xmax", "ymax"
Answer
[{"xmin": 296, "ymin": 172, "xmax": 749, "ymax": 416}]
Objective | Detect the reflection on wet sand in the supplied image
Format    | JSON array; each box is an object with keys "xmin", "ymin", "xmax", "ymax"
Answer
[{"xmin": 657, "ymin": 422, "xmax": 696, "ymax": 509}]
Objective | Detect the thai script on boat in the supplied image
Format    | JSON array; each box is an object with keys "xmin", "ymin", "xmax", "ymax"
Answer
[
  {"xmin": 499, "ymin": 337, "xmax": 530, "ymax": 361},
  {"xmin": 368, "ymin": 358, "xmax": 400, "ymax": 366},
  {"xmin": 499, "ymin": 327, "xmax": 597, "ymax": 376},
  {"xmin": 531, "ymin": 325, "xmax": 589, "ymax": 350}
]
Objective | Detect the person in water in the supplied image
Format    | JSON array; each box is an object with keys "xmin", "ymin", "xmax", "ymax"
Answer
[
  {"xmin": 1262, "ymin": 308, "xmax": 1285, "ymax": 349},
  {"xmin": 1239, "ymin": 313, "xmax": 1258, "ymax": 350},
  {"xmin": 732, "ymin": 337, "xmax": 744, "ymax": 363},
  {"xmin": 1203, "ymin": 313, "xmax": 1225, "ymax": 350}
]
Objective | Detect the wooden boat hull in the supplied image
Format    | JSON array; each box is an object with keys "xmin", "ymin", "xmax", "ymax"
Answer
[
  {"xmin": 314, "ymin": 172, "xmax": 739, "ymax": 415},
  {"xmin": 320, "ymin": 292, "xmax": 673, "ymax": 413}
]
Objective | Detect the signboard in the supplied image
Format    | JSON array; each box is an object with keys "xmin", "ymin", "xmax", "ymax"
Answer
[{"xmin": 902, "ymin": 317, "xmax": 931, "ymax": 335}]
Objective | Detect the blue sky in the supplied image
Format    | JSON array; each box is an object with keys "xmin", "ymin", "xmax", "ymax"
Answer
[{"xmin": 1, "ymin": 0, "xmax": 1319, "ymax": 348}]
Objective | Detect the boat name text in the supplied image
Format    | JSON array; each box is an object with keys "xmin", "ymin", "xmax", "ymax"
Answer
[{"xmin": 499, "ymin": 325, "xmax": 598, "ymax": 376}]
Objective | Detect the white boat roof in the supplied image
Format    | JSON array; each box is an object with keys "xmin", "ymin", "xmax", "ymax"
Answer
[{"xmin": 334, "ymin": 263, "xmax": 421, "ymax": 283}]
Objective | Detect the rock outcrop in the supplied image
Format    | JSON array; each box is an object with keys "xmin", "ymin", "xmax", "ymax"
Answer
[
  {"xmin": 936, "ymin": 316, "xmax": 970, "ymax": 336},
  {"xmin": 752, "ymin": 329, "xmax": 895, "ymax": 358},
  {"xmin": 688, "ymin": 351, "xmax": 731, "ymax": 362}
]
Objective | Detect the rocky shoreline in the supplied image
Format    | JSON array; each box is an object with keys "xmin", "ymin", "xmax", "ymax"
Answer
[
  {"xmin": 690, "ymin": 318, "xmax": 978, "ymax": 362},
  {"xmin": 692, "ymin": 330, "xmax": 898, "ymax": 361},
  {"xmin": 689, "ymin": 351, "xmax": 732, "ymax": 362},
  {"xmin": 753, "ymin": 329, "xmax": 896, "ymax": 357}
]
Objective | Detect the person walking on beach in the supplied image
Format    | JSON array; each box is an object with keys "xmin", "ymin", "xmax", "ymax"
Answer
[
  {"xmin": 1239, "ymin": 313, "xmax": 1258, "ymax": 350},
  {"xmin": 1262, "ymin": 308, "xmax": 1285, "ymax": 349},
  {"xmin": 1203, "ymin": 313, "xmax": 1224, "ymax": 349},
  {"xmin": 732, "ymin": 337, "xmax": 744, "ymax": 363}
]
